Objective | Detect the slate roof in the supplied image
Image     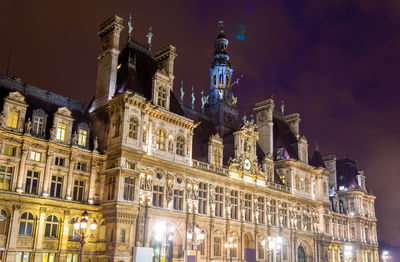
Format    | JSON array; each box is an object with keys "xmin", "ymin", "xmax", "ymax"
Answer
[
  {"xmin": 310, "ymin": 149, "xmax": 326, "ymax": 168},
  {"xmin": 336, "ymin": 159, "xmax": 360, "ymax": 189}
]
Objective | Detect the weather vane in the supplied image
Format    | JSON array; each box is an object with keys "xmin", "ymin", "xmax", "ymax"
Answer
[{"xmin": 128, "ymin": 14, "xmax": 133, "ymax": 40}]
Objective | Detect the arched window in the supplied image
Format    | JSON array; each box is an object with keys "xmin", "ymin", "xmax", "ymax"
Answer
[
  {"xmin": 219, "ymin": 74, "xmax": 223, "ymax": 84},
  {"xmin": 156, "ymin": 129, "xmax": 166, "ymax": 151},
  {"xmin": 128, "ymin": 116, "xmax": 138, "ymax": 139},
  {"xmin": 213, "ymin": 149, "xmax": 221, "ymax": 167},
  {"xmin": 305, "ymin": 178, "xmax": 310, "ymax": 193},
  {"xmin": 176, "ymin": 136, "xmax": 185, "ymax": 156},
  {"xmin": 68, "ymin": 217, "xmax": 79, "ymax": 240},
  {"xmin": 298, "ymin": 246, "xmax": 306, "ymax": 262},
  {"xmin": 114, "ymin": 116, "xmax": 121, "ymax": 137},
  {"xmin": 7, "ymin": 108, "xmax": 19, "ymax": 129},
  {"xmin": 213, "ymin": 75, "xmax": 216, "ymax": 86},
  {"xmin": 19, "ymin": 212, "xmax": 34, "ymax": 236},
  {"xmin": 257, "ymin": 238, "xmax": 265, "ymax": 259},
  {"xmin": 45, "ymin": 215, "xmax": 59, "ymax": 238},
  {"xmin": 0, "ymin": 209, "xmax": 8, "ymax": 234},
  {"xmin": 295, "ymin": 175, "xmax": 300, "ymax": 190}
]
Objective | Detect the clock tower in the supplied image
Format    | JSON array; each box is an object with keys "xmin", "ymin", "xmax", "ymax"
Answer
[{"xmin": 205, "ymin": 23, "xmax": 238, "ymax": 136}]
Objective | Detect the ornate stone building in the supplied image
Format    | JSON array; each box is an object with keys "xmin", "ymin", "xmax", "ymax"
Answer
[{"xmin": 0, "ymin": 15, "xmax": 378, "ymax": 262}]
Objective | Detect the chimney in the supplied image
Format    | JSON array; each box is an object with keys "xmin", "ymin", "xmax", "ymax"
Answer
[
  {"xmin": 254, "ymin": 99, "xmax": 274, "ymax": 156},
  {"xmin": 357, "ymin": 171, "xmax": 366, "ymax": 192},
  {"xmin": 297, "ymin": 135, "xmax": 309, "ymax": 163},
  {"xmin": 154, "ymin": 45, "xmax": 177, "ymax": 87},
  {"xmin": 322, "ymin": 154, "xmax": 337, "ymax": 189},
  {"xmin": 94, "ymin": 15, "xmax": 124, "ymax": 110},
  {"xmin": 284, "ymin": 113, "xmax": 301, "ymax": 139}
]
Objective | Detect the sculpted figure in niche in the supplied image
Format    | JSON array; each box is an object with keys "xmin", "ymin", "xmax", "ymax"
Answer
[
  {"xmin": 193, "ymin": 185, "xmax": 199, "ymax": 200},
  {"xmin": 93, "ymin": 137, "xmax": 99, "ymax": 151},
  {"xmin": 145, "ymin": 175, "xmax": 152, "ymax": 191},
  {"xmin": 0, "ymin": 113, "xmax": 4, "ymax": 126},
  {"xmin": 72, "ymin": 131, "xmax": 77, "ymax": 145},
  {"xmin": 186, "ymin": 184, "xmax": 193, "ymax": 199},
  {"xmin": 50, "ymin": 127, "xmax": 56, "ymax": 140},
  {"xmin": 140, "ymin": 175, "xmax": 145, "ymax": 190},
  {"xmin": 166, "ymin": 176, "xmax": 174, "ymax": 199},
  {"xmin": 25, "ymin": 118, "xmax": 32, "ymax": 134},
  {"xmin": 209, "ymin": 185, "xmax": 216, "ymax": 204}
]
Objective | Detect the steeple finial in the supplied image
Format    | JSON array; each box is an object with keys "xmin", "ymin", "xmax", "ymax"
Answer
[
  {"xmin": 218, "ymin": 20, "xmax": 225, "ymax": 33},
  {"xmin": 146, "ymin": 26, "xmax": 153, "ymax": 50},
  {"xmin": 128, "ymin": 14, "xmax": 133, "ymax": 40}
]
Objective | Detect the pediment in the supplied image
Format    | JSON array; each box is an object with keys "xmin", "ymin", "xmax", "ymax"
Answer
[
  {"xmin": 8, "ymin": 91, "xmax": 26, "ymax": 103},
  {"xmin": 56, "ymin": 107, "xmax": 72, "ymax": 117}
]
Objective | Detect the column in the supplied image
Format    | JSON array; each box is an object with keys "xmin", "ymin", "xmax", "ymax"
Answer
[
  {"xmin": 42, "ymin": 152, "xmax": 53, "ymax": 196},
  {"xmin": 16, "ymin": 148, "xmax": 28, "ymax": 193},
  {"xmin": 66, "ymin": 158, "xmax": 76, "ymax": 200},
  {"xmin": 35, "ymin": 207, "xmax": 47, "ymax": 250},
  {"xmin": 88, "ymin": 160, "xmax": 97, "ymax": 204},
  {"xmin": 6, "ymin": 205, "xmax": 21, "ymax": 250}
]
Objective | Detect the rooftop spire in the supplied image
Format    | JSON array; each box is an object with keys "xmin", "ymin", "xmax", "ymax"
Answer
[{"xmin": 218, "ymin": 20, "xmax": 225, "ymax": 33}]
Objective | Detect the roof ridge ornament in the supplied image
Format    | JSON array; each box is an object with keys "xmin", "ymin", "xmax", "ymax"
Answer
[
  {"xmin": 218, "ymin": 20, "xmax": 226, "ymax": 33},
  {"xmin": 146, "ymin": 26, "xmax": 153, "ymax": 51}
]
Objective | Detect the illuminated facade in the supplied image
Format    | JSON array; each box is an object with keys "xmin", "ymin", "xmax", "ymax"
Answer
[{"xmin": 0, "ymin": 15, "xmax": 378, "ymax": 262}]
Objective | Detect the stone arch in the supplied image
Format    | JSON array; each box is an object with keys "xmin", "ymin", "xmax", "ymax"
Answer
[
  {"xmin": 243, "ymin": 231, "xmax": 255, "ymax": 249},
  {"xmin": 297, "ymin": 239, "xmax": 314, "ymax": 262}
]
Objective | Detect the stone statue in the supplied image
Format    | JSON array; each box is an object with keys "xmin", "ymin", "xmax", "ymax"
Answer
[
  {"xmin": 250, "ymin": 114, "xmax": 254, "ymax": 124},
  {"xmin": 210, "ymin": 188, "xmax": 216, "ymax": 204},
  {"xmin": 281, "ymin": 100, "xmax": 285, "ymax": 115},
  {"xmin": 191, "ymin": 85, "xmax": 195, "ymax": 108},
  {"xmin": 186, "ymin": 185, "xmax": 193, "ymax": 199},
  {"xmin": 166, "ymin": 177, "xmax": 174, "ymax": 198},
  {"xmin": 72, "ymin": 131, "xmax": 77, "ymax": 145},
  {"xmin": 145, "ymin": 175, "xmax": 152, "ymax": 191},
  {"xmin": 50, "ymin": 127, "xmax": 56, "ymax": 140},
  {"xmin": 232, "ymin": 95, "xmax": 237, "ymax": 105},
  {"xmin": 25, "ymin": 118, "xmax": 32, "ymax": 134},
  {"xmin": 242, "ymin": 113, "xmax": 247, "ymax": 124},
  {"xmin": 193, "ymin": 185, "xmax": 199, "ymax": 200},
  {"xmin": 93, "ymin": 137, "xmax": 98, "ymax": 151},
  {"xmin": 146, "ymin": 26, "xmax": 153, "ymax": 47},
  {"xmin": 180, "ymin": 80, "xmax": 184, "ymax": 104},
  {"xmin": 201, "ymin": 90, "xmax": 209, "ymax": 110},
  {"xmin": 140, "ymin": 175, "xmax": 145, "ymax": 190},
  {"xmin": 128, "ymin": 14, "xmax": 133, "ymax": 39}
]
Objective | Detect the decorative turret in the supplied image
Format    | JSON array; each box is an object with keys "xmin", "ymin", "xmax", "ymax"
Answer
[{"xmin": 206, "ymin": 21, "xmax": 238, "ymax": 136}]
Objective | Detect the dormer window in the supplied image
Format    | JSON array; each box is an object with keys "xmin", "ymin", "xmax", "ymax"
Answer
[
  {"xmin": 7, "ymin": 108, "xmax": 19, "ymax": 129},
  {"xmin": 213, "ymin": 149, "xmax": 221, "ymax": 167},
  {"xmin": 156, "ymin": 129, "xmax": 166, "ymax": 151},
  {"xmin": 176, "ymin": 135, "xmax": 185, "ymax": 156},
  {"xmin": 128, "ymin": 117, "xmax": 138, "ymax": 139},
  {"xmin": 78, "ymin": 129, "xmax": 88, "ymax": 147},
  {"xmin": 157, "ymin": 86, "xmax": 167, "ymax": 108},
  {"xmin": 56, "ymin": 123, "xmax": 67, "ymax": 141},
  {"xmin": 32, "ymin": 116, "xmax": 45, "ymax": 136}
]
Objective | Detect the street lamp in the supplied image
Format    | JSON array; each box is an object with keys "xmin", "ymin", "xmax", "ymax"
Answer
[
  {"xmin": 154, "ymin": 221, "xmax": 175, "ymax": 262},
  {"xmin": 73, "ymin": 210, "xmax": 97, "ymax": 262},
  {"xmin": 382, "ymin": 250, "xmax": 390, "ymax": 262},
  {"xmin": 224, "ymin": 237, "xmax": 238, "ymax": 262},
  {"xmin": 261, "ymin": 236, "xmax": 282, "ymax": 262},
  {"xmin": 344, "ymin": 245, "xmax": 352, "ymax": 262},
  {"xmin": 187, "ymin": 224, "xmax": 205, "ymax": 260}
]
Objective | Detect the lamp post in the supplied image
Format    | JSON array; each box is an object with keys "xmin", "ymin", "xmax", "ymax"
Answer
[
  {"xmin": 154, "ymin": 221, "xmax": 175, "ymax": 262},
  {"xmin": 382, "ymin": 250, "xmax": 390, "ymax": 262},
  {"xmin": 224, "ymin": 237, "xmax": 238, "ymax": 262},
  {"xmin": 343, "ymin": 245, "xmax": 352, "ymax": 262},
  {"xmin": 261, "ymin": 236, "xmax": 282, "ymax": 262},
  {"xmin": 187, "ymin": 224, "xmax": 205, "ymax": 260},
  {"xmin": 73, "ymin": 210, "xmax": 97, "ymax": 262}
]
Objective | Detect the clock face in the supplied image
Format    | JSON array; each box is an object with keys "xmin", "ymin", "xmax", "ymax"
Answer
[{"xmin": 244, "ymin": 159, "xmax": 251, "ymax": 171}]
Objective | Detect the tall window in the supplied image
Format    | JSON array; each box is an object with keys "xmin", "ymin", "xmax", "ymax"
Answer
[
  {"xmin": 295, "ymin": 175, "xmax": 300, "ymax": 190},
  {"xmin": 213, "ymin": 75, "xmax": 216, "ymax": 86},
  {"xmin": 73, "ymin": 180, "xmax": 85, "ymax": 201},
  {"xmin": 226, "ymin": 74, "xmax": 230, "ymax": 87},
  {"xmin": 176, "ymin": 136, "xmax": 185, "ymax": 156},
  {"xmin": 30, "ymin": 151, "xmax": 41, "ymax": 161},
  {"xmin": 114, "ymin": 116, "xmax": 121, "ymax": 137},
  {"xmin": 142, "ymin": 128, "xmax": 147, "ymax": 143},
  {"xmin": 258, "ymin": 196, "xmax": 265, "ymax": 224},
  {"xmin": 0, "ymin": 209, "xmax": 8, "ymax": 234},
  {"xmin": 269, "ymin": 199, "xmax": 277, "ymax": 226},
  {"xmin": 54, "ymin": 157, "xmax": 65, "ymax": 167},
  {"xmin": 280, "ymin": 202, "xmax": 288, "ymax": 228},
  {"xmin": 198, "ymin": 182, "xmax": 208, "ymax": 215},
  {"xmin": 7, "ymin": 108, "xmax": 19, "ymax": 129},
  {"xmin": 215, "ymin": 186, "xmax": 224, "ymax": 217},
  {"xmin": 129, "ymin": 117, "xmax": 138, "ymax": 139},
  {"xmin": 258, "ymin": 239, "xmax": 265, "ymax": 259},
  {"xmin": 305, "ymin": 177, "xmax": 310, "ymax": 193},
  {"xmin": 68, "ymin": 218, "xmax": 79, "ymax": 240},
  {"xmin": 157, "ymin": 86, "xmax": 167, "ymax": 107},
  {"xmin": 43, "ymin": 253, "xmax": 56, "ymax": 262},
  {"xmin": 76, "ymin": 162, "xmax": 87, "ymax": 171},
  {"xmin": 230, "ymin": 190, "xmax": 238, "ymax": 220},
  {"xmin": 45, "ymin": 215, "xmax": 58, "ymax": 238},
  {"xmin": 78, "ymin": 129, "xmax": 88, "ymax": 147},
  {"xmin": 213, "ymin": 149, "xmax": 221, "ymax": 167},
  {"xmin": 0, "ymin": 165, "xmax": 13, "ymax": 190},
  {"xmin": 173, "ymin": 189, "xmax": 184, "ymax": 210},
  {"xmin": 32, "ymin": 116, "xmax": 44, "ymax": 136},
  {"xmin": 19, "ymin": 212, "xmax": 34, "ymax": 236},
  {"xmin": 50, "ymin": 175, "xmax": 63, "ymax": 198},
  {"xmin": 244, "ymin": 193, "xmax": 252, "ymax": 222},
  {"xmin": 214, "ymin": 236, "xmax": 221, "ymax": 256},
  {"xmin": 152, "ymin": 185, "xmax": 164, "ymax": 207},
  {"xmin": 25, "ymin": 170, "xmax": 39, "ymax": 194},
  {"xmin": 56, "ymin": 123, "xmax": 67, "ymax": 141},
  {"xmin": 4, "ymin": 144, "xmax": 16, "ymax": 156},
  {"xmin": 16, "ymin": 252, "xmax": 30, "ymax": 262},
  {"xmin": 106, "ymin": 176, "xmax": 115, "ymax": 200},
  {"xmin": 120, "ymin": 228, "xmax": 126, "ymax": 243},
  {"xmin": 123, "ymin": 177, "xmax": 135, "ymax": 201},
  {"xmin": 156, "ymin": 129, "xmax": 166, "ymax": 151}
]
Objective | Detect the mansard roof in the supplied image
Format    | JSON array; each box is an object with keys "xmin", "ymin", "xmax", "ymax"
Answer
[
  {"xmin": 116, "ymin": 39, "xmax": 185, "ymax": 117},
  {"xmin": 336, "ymin": 158, "xmax": 360, "ymax": 189},
  {"xmin": 310, "ymin": 149, "xmax": 326, "ymax": 168}
]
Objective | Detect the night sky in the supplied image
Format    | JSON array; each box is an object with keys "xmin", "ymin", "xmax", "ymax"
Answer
[{"xmin": 1, "ymin": 0, "xmax": 399, "ymax": 247}]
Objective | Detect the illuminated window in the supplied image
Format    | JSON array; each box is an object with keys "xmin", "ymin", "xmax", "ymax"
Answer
[
  {"xmin": 19, "ymin": 212, "xmax": 34, "ymax": 236},
  {"xmin": 16, "ymin": 252, "xmax": 30, "ymax": 262},
  {"xmin": 128, "ymin": 117, "xmax": 138, "ymax": 139},
  {"xmin": 78, "ymin": 129, "xmax": 87, "ymax": 147},
  {"xmin": 279, "ymin": 174, "xmax": 286, "ymax": 185},
  {"xmin": 198, "ymin": 182, "xmax": 208, "ymax": 215},
  {"xmin": 269, "ymin": 199, "xmax": 277, "ymax": 226},
  {"xmin": 213, "ymin": 149, "xmax": 221, "ymax": 167},
  {"xmin": 215, "ymin": 186, "xmax": 224, "ymax": 217},
  {"xmin": 43, "ymin": 253, "xmax": 56, "ymax": 262},
  {"xmin": 6, "ymin": 108, "xmax": 19, "ymax": 129},
  {"xmin": 305, "ymin": 178, "xmax": 310, "ymax": 193},
  {"xmin": 56, "ymin": 123, "xmax": 67, "ymax": 141},
  {"xmin": 32, "ymin": 116, "xmax": 44, "ymax": 136},
  {"xmin": 50, "ymin": 175, "xmax": 63, "ymax": 198},
  {"xmin": 230, "ymin": 190, "xmax": 238, "ymax": 220},
  {"xmin": 30, "ymin": 151, "xmax": 41, "ymax": 161},
  {"xmin": 157, "ymin": 86, "xmax": 167, "ymax": 107},
  {"xmin": 173, "ymin": 189, "xmax": 184, "ymax": 210},
  {"xmin": 0, "ymin": 165, "xmax": 12, "ymax": 191},
  {"xmin": 123, "ymin": 177, "xmax": 135, "ymax": 201},
  {"xmin": 45, "ymin": 215, "xmax": 58, "ymax": 238},
  {"xmin": 3, "ymin": 144, "xmax": 16, "ymax": 156},
  {"xmin": 156, "ymin": 129, "xmax": 166, "ymax": 151},
  {"xmin": 219, "ymin": 74, "xmax": 223, "ymax": 85},
  {"xmin": 226, "ymin": 74, "xmax": 230, "ymax": 87},
  {"xmin": 295, "ymin": 175, "xmax": 300, "ymax": 190},
  {"xmin": 244, "ymin": 193, "xmax": 252, "ymax": 222},
  {"xmin": 25, "ymin": 170, "xmax": 39, "ymax": 194},
  {"xmin": 258, "ymin": 196, "xmax": 265, "ymax": 224},
  {"xmin": 73, "ymin": 180, "xmax": 85, "ymax": 201},
  {"xmin": 152, "ymin": 185, "xmax": 164, "ymax": 207},
  {"xmin": 176, "ymin": 136, "xmax": 185, "ymax": 156}
]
